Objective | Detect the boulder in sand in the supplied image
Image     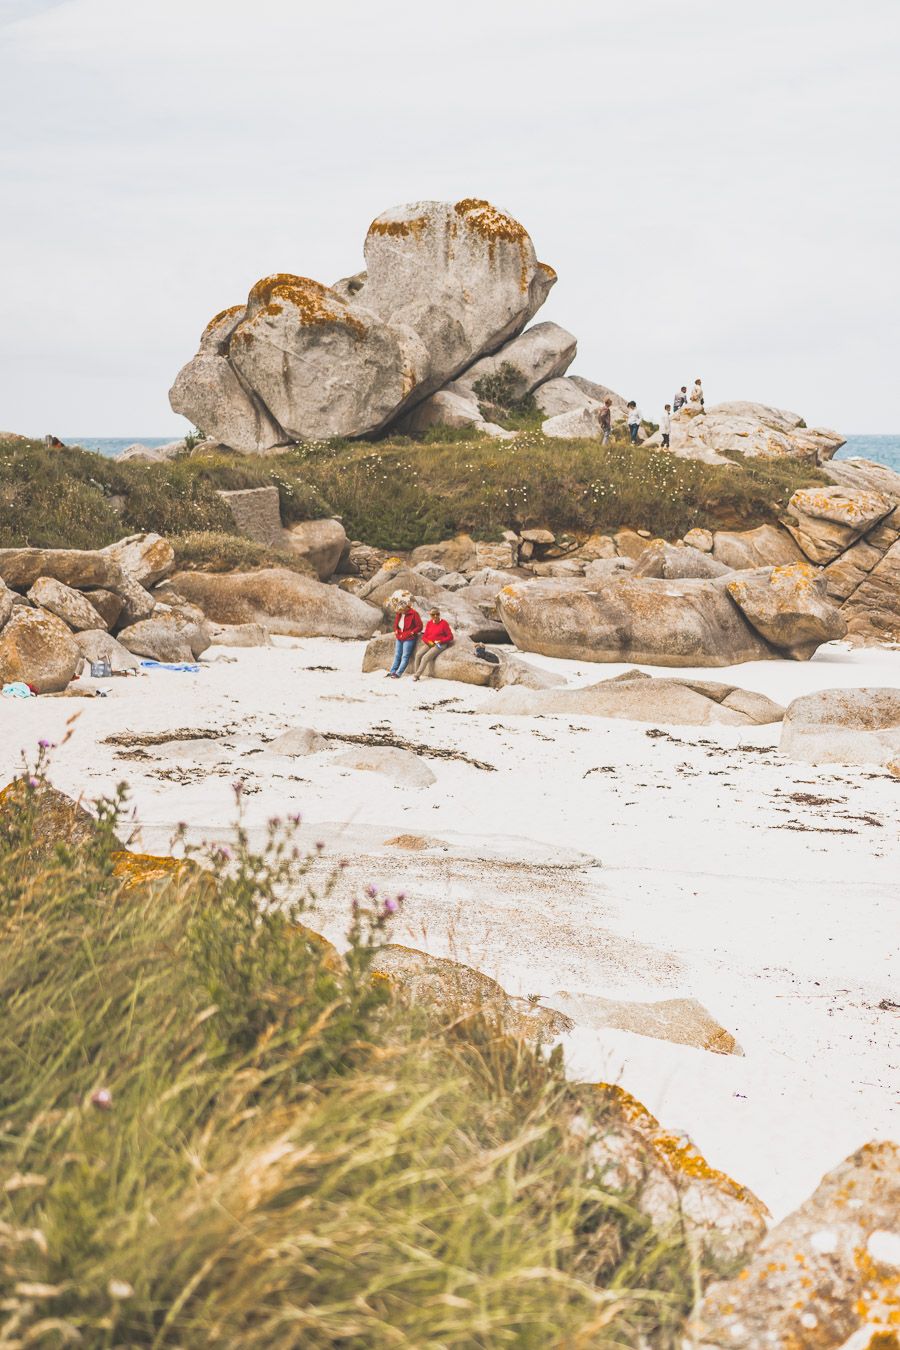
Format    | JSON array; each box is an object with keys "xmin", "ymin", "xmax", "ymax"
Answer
[
  {"xmin": 711, "ymin": 523, "xmax": 806, "ymax": 570},
  {"xmin": 168, "ymin": 569, "xmax": 381, "ymax": 639},
  {"xmin": 285, "ymin": 518, "xmax": 348, "ymax": 580},
  {"xmin": 0, "ymin": 547, "xmax": 124, "ymax": 593},
  {"xmin": 267, "ymin": 727, "xmax": 329, "ymax": 756},
  {"xmin": 208, "ymin": 622, "xmax": 271, "ymax": 647},
  {"xmin": 362, "ymin": 632, "xmax": 560, "ymax": 690},
  {"xmin": 453, "ymin": 321, "xmax": 577, "ymax": 397},
  {"xmin": 117, "ymin": 607, "xmax": 211, "ymax": 664},
  {"xmin": 334, "ymin": 745, "xmax": 436, "ymax": 788},
  {"xmin": 553, "ymin": 992, "xmax": 741, "ymax": 1054},
  {"xmin": 27, "ymin": 576, "xmax": 110, "ymax": 632},
  {"xmin": 779, "ymin": 686, "xmax": 900, "ymax": 766},
  {"xmin": 486, "ymin": 668, "xmax": 784, "ymax": 726},
  {"xmin": 100, "ymin": 532, "xmax": 175, "ymax": 587},
  {"xmin": 689, "ymin": 1140, "xmax": 900, "ymax": 1349},
  {"xmin": 74, "ymin": 629, "xmax": 141, "ymax": 673},
  {"xmin": 631, "ymin": 541, "xmax": 731, "ymax": 580},
  {"xmin": 782, "ymin": 484, "xmax": 894, "ymax": 563},
  {"xmin": 497, "ymin": 577, "xmax": 776, "ymax": 667},
  {"xmin": 725, "ymin": 562, "xmax": 847, "ymax": 659},
  {"xmin": 0, "ymin": 608, "xmax": 80, "ymax": 692}
]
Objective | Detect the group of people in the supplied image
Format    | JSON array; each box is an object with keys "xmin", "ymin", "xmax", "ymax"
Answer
[
  {"xmin": 387, "ymin": 602, "xmax": 455, "ymax": 680},
  {"xmin": 598, "ymin": 378, "xmax": 704, "ymax": 449}
]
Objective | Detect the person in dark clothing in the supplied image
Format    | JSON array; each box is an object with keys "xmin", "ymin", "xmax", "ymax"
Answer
[{"xmin": 598, "ymin": 398, "xmax": 613, "ymax": 446}]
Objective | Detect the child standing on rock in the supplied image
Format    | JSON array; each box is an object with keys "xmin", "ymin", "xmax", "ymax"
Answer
[{"xmin": 387, "ymin": 599, "xmax": 423, "ymax": 678}]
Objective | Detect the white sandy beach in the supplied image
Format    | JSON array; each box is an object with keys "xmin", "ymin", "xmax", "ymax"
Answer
[{"xmin": 2, "ymin": 638, "xmax": 898, "ymax": 1223}]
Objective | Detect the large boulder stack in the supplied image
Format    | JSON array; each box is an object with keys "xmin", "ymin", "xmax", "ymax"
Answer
[
  {"xmin": 669, "ymin": 403, "xmax": 845, "ymax": 465},
  {"xmin": 170, "ymin": 198, "xmax": 557, "ymax": 451}
]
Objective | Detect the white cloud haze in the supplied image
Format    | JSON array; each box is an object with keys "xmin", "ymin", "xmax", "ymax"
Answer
[{"xmin": 1, "ymin": 0, "xmax": 898, "ymax": 435}]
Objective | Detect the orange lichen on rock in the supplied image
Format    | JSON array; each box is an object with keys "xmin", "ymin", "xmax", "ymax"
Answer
[
  {"xmin": 454, "ymin": 198, "xmax": 533, "ymax": 290},
  {"xmin": 110, "ymin": 850, "xmax": 193, "ymax": 892},
  {"xmin": 538, "ymin": 261, "xmax": 558, "ymax": 280},
  {"xmin": 368, "ymin": 215, "xmax": 429, "ymax": 240},
  {"xmin": 202, "ymin": 304, "xmax": 244, "ymax": 338},
  {"xmin": 247, "ymin": 274, "xmax": 367, "ymax": 340}
]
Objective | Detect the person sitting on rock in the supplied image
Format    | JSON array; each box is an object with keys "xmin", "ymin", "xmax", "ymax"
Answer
[
  {"xmin": 387, "ymin": 598, "xmax": 423, "ymax": 678},
  {"xmin": 660, "ymin": 404, "xmax": 672, "ymax": 448},
  {"xmin": 673, "ymin": 385, "xmax": 688, "ymax": 412},
  {"xmin": 598, "ymin": 398, "xmax": 613, "ymax": 446},
  {"xmin": 626, "ymin": 400, "xmax": 642, "ymax": 444},
  {"xmin": 412, "ymin": 609, "xmax": 454, "ymax": 682}
]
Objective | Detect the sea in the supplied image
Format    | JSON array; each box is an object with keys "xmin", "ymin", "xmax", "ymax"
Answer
[{"xmin": 69, "ymin": 433, "xmax": 900, "ymax": 472}]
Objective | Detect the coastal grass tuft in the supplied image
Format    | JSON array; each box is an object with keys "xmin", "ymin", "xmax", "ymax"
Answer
[
  {"xmin": 0, "ymin": 757, "xmax": 695, "ymax": 1348},
  {"xmin": 171, "ymin": 530, "xmax": 316, "ymax": 574},
  {"xmin": 0, "ymin": 432, "xmax": 825, "ymax": 556}
]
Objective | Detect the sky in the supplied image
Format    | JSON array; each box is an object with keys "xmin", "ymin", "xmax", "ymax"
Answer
[{"xmin": 1, "ymin": 0, "xmax": 898, "ymax": 437}]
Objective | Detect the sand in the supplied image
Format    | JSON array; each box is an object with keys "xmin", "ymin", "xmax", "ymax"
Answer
[{"xmin": 2, "ymin": 637, "xmax": 897, "ymax": 1222}]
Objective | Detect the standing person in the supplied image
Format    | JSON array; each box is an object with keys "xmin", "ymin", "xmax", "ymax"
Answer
[
  {"xmin": 412, "ymin": 609, "xmax": 454, "ymax": 681},
  {"xmin": 660, "ymin": 404, "xmax": 672, "ymax": 448},
  {"xmin": 626, "ymin": 400, "xmax": 642, "ymax": 445},
  {"xmin": 387, "ymin": 599, "xmax": 422, "ymax": 678},
  {"xmin": 673, "ymin": 386, "xmax": 688, "ymax": 412},
  {"xmin": 689, "ymin": 378, "xmax": 704, "ymax": 410},
  {"xmin": 597, "ymin": 397, "xmax": 613, "ymax": 446}
]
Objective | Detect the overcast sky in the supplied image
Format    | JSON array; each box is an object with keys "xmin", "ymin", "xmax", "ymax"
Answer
[{"xmin": 1, "ymin": 0, "xmax": 898, "ymax": 436}]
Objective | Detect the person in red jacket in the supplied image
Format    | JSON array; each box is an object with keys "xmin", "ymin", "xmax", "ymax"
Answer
[
  {"xmin": 387, "ymin": 599, "xmax": 423, "ymax": 677},
  {"xmin": 412, "ymin": 608, "xmax": 454, "ymax": 681}
]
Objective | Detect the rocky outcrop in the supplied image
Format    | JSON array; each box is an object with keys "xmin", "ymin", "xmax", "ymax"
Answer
[
  {"xmin": 669, "ymin": 406, "xmax": 845, "ymax": 465},
  {"xmin": 451, "ymin": 321, "xmax": 577, "ymax": 398},
  {"xmin": 27, "ymin": 576, "xmax": 110, "ymax": 631},
  {"xmin": 487, "ymin": 668, "xmax": 784, "ymax": 726},
  {"xmin": 725, "ymin": 563, "xmax": 847, "ymax": 659},
  {"xmin": 689, "ymin": 1141, "xmax": 900, "ymax": 1349},
  {"xmin": 0, "ymin": 547, "xmax": 125, "ymax": 593},
  {"xmin": 74, "ymin": 629, "xmax": 142, "ymax": 673},
  {"xmin": 542, "ymin": 406, "xmax": 601, "ymax": 439},
  {"xmin": 117, "ymin": 605, "xmax": 211, "ymax": 664},
  {"xmin": 497, "ymin": 577, "xmax": 776, "ymax": 667},
  {"xmin": 285, "ymin": 518, "xmax": 348, "ymax": 581},
  {"xmin": 631, "ymin": 541, "xmax": 731, "ymax": 580},
  {"xmin": 0, "ymin": 607, "xmax": 80, "ymax": 692},
  {"xmin": 711, "ymin": 524, "xmax": 805, "ymax": 570},
  {"xmin": 362, "ymin": 632, "xmax": 561, "ymax": 689},
  {"xmin": 779, "ymin": 687, "xmax": 900, "ymax": 766},
  {"xmin": 168, "ymin": 569, "xmax": 381, "ymax": 639},
  {"xmin": 782, "ymin": 484, "xmax": 894, "ymax": 563},
  {"xmin": 170, "ymin": 199, "xmax": 556, "ymax": 450},
  {"xmin": 100, "ymin": 532, "xmax": 175, "ymax": 587}
]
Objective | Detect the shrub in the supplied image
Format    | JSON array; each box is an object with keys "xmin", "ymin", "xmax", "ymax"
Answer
[
  {"xmin": 0, "ymin": 757, "xmax": 693, "ymax": 1347},
  {"xmin": 171, "ymin": 531, "xmax": 315, "ymax": 574},
  {"xmin": 473, "ymin": 361, "xmax": 543, "ymax": 429}
]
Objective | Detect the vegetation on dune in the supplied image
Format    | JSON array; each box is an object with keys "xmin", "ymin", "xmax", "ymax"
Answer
[
  {"xmin": 0, "ymin": 754, "xmax": 696, "ymax": 1347},
  {"xmin": 171, "ymin": 530, "xmax": 316, "ymax": 575},
  {"xmin": 0, "ymin": 432, "xmax": 825, "ymax": 558}
]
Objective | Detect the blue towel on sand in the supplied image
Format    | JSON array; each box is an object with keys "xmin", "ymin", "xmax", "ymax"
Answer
[{"xmin": 139, "ymin": 660, "xmax": 201, "ymax": 674}]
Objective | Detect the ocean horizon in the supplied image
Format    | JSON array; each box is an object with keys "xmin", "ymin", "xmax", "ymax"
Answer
[{"xmin": 67, "ymin": 432, "xmax": 900, "ymax": 472}]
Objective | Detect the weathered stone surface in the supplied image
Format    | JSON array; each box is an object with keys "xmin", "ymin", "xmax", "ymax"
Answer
[
  {"xmin": 589, "ymin": 1085, "xmax": 768, "ymax": 1269},
  {"xmin": 725, "ymin": 563, "xmax": 847, "ymax": 659},
  {"xmin": 266, "ymin": 727, "xmax": 328, "ymax": 756},
  {"xmin": 683, "ymin": 527, "xmax": 714, "ymax": 552},
  {"xmin": 362, "ymin": 631, "xmax": 559, "ymax": 690},
  {"xmin": 0, "ymin": 608, "xmax": 80, "ymax": 692},
  {"xmin": 534, "ymin": 375, "xmax": 599, "ymax": 420},
  {"xmin": 486, "ymin": 668, "xmax": 784, "ymax": 726},
  {"xmin": 74, "ymin": 629, "xmax": 141, "ymax": 673},
  {"xmin": 530, "ymin": 559, "xmax": 586, "ymax": 578},
  {"xmin": 0, "ymin": 548, "xmax": 124, "ymax": 593},
  {"xmin": 567, "ymin": 376, "xmax": 630, "ymax": 419},
  {"xmin": 82, "ymin": 588, "xmax": 123, "ymax": 629},
  {"xmin": 782, "ymin": 485, "xmax": 894, "ymax": 563},
  {"xmin": 231, "ymin": 276, "xmax": 429, "ymax": 443},
  {"xmin": 208, "ymin": 622, "xmax": 271, "ymax": 647},
  {"xmin": 614, "ymin": 528, "xmax": 655, "ymax": 560},
  {"xmin": 0, "ymin": 779, "xmax": 102, "ymax": 855},
  {"xmin": 669, "ymin": 407, "xmax": 845, "ymax": 464},
  {"xmin": 357, "ymin": 199, "xmax": 555, "ymax": 403},
  {"xmin": 711, "ymin": 523, "xmax": 805, "ymax": 570},
  {"xmin": 632, "ymin": 541, "xmax": 731, "ymax": 580},
  {"xmin": 572, "ymin": 534, "xmax": 617, "ymax": 561},
  {"xmin": 216, "ymin": 486, "xmax": 283, "ymax": 547},
  {"xmin": 26, "ymin": 576, "xmax": 107, "ymax": 632},
  {"xmin": 286, "ymin": 518, "xmax": 348, "ymax": 580},
  {"xmin": 412, "ymin": 559, "xmax": 448, "ymax": 581},
  {"xmin": 822, "ymin": 537, "xmax": 886, "ymax": 600},
  {"xmin": 0, "ymin": 580, "xmax": 15, "ymax": 629},
  {"xmin": 821, "ymin": 454, "xmax": 900, "ymax": 501},
  {"xmin": 554, "ymin": 992, "xmax": 741, "ymax": 1053},
  {"xmin": 542, "ymin": 406, "xmax": 600, "ymax": 439},
  {"xmin": 117, "ymin": 607, "xmax": 211, "ymax": 663},
  {"xmin": 408, "ymin": 535, "xmax": 477, "ymax": 573},
  {"xmin": 473, "ymin": 539, "xmax": 518, "ymax": 570},
  {"xmin": 115, "ymin": 574, "xmax": 157, "ymax": 626},
  {"xmin": 169, "ymin": 345, "xmax": 287, "ymax": 454},
  {"xmin": 705, "ymin": 399, "xmax": 805, "ymax": 430},
  {"xmin": 689, "ymin": 1141, "xmax": 900, "ymax": 1349},
  {"xmin": 396, "ymin": 386, "xmax": 484, "ymax": 434},
  {"xmin": 780, "ymin": 686, "xmax": 900, "ymax": 766},
  {"xmin": 334, "ymin": 745, "xmax": 436, "ymax": 788},
  {"xmin": 168, "ymin": 569, "xmax": 381, "ymax": 639},
  {"xmin": 453, "ymin": 321, "xmax": 577, "ymax": 397},
  {"xmin": 364, "ymin": 568, "xmax": 508, "ymax": 641},
  {"xmin": 497, "ymin": 577, "xmax": 776, "ymax": 667},
  {"xmin": 100, "ymin": 532, "xmax": 175, "ymax": 587},
  {"xmin": 841, "ymin": 539, "xmax": 900, "ymax": 644},
  {"xmin": 583, "ymin": 557, "xmax": 635, "ymax": 584}
]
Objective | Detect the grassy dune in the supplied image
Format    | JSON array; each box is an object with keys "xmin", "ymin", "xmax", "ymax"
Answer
[
  {"xmin": 0, "ymin": 432, "xmax": 824, "ymax": 558},
  {"xmin": 0, "ymin": 761, "xmax": 695, "ymax": 1348}
]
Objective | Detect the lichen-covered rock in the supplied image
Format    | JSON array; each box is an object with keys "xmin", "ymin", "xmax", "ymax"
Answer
[
  {"xmin": 488, "ymin": 668, "xmax": 784, "ymax": 725},
  {"xmin": 589, "ymin": 1084, "xmax": 768, "ymax": 1270},
  {"xmin": 452, "ymin": 320, "xmax": 577, "ymax": 397},
  {"xmin": 497, "ymin": 577, "xmax": 776, "ymax": 667},
  {"xmin": 74, "ymin": 629, "xmax": 141, "ymax": 673},
  {"xmin": 780, "ymin": 686, "xmax": 900, "ymax": 766},
  {"xmin": 725, "ymin": 562, "xmax": 847, "ymax": 659},
  {"xmin": 688, "ymin": 1141, "xmax": 900, "ymax": 1349},
  {"xmin": 0, "ymin": 579, "xmax": 15, "ymax": 630},
  {"xmin": 27, "ymin": 576, "xmax": 110, "ymax": 632},
  {"xmin": 285, "ymin": 518, "xmax": 348, "ymax": 580},
  {"xmin": 669, "ymin": 407, "xmax": 845, "ymax": 465},
  {"xmin": 100, "ymin": 533, "xmax": 175, "ymax": 587},
  {"xmin": 711, "ymin": 523, "xmax": 806, "ymax": 570},
  {"xmin": 783, "ymin": 485, "xmax": 894, "ymax": 563},
  {"xmin": 632, "ymin": 541, "xmax": 731, "ymax": 580},
  {"xmin": 0, "ymin": 779, "xmax": 103, "ymax": 857},
  {"xmin": 0, "ymin": 608, "xmax": 80, "ymax": 691},
  {"xmin": 82, "ymin": 588, "xmax": 124, "ymax": 629},
  {"xmin": 168, "ymin": 569, "xmax": 381, "ymax": 639},
  {"xmin": 840, "ymin": 539, "xmax": 900, "ymax": 644},
  {"xmin": 0, "ymin": 547, "xmax": 125, "ymax": 593},
  {"xmin": 169, "ymin": 343, "xmax": 286, "ymax": 454}
]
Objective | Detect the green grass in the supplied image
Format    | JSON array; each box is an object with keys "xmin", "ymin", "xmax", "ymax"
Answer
[
  {"xmin": 0, "ymin": 431, "xmax": 824, "ymax": 557},
  {"xmin": 0, "ymin": 758, "xmax": 696, "ymax": 1347},
  {"xmin": 171, "ymin": 531, "xmax": 316, "ymax": 574}
]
